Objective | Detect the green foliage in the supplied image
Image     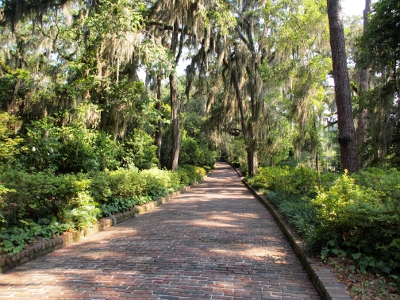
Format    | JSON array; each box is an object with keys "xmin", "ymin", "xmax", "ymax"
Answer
[
  {"xmin": 248, "ymin": 166, "xmax": 322, "ymax": 197},
  {"xmin": 122, "ymin": 129, "xmax": 158, "ymax": 170},
  {"xmin": 224, "ymin": 138, "xmax": 247, "ymax": 169},
  {"xmin": 90, "ymin": 169, "xmax": 145, "ymax": 205},
  {"xmin": 358, "ymin": 0, "xmax": 400, "ymax": 73},
  {"xmin": 0, "ymin": 164, "xmax": 207, "ymax": 254},
  {"xmin": 249, "ymin": 166, "xmax": 400, "ymax": 277},
  {"xmin": 0, "ymin": 65, "xmax": 33, "ymax": 112},
  {"xmin": 57, "ymin": 123, "xmax": 119, "ymax": 173},
  {"xmin": 0, "ymin": 170, "xmax": 94, "ymax": 226},
  {"xmin": 314, "ymin": 169, "xmax": 400, "ymax": 275},
  {"xmin": 200, "ymin": 1, "xmax": 236, "ymax": 35},
  {"xmin": 140, "ymin": 168, "xmax": 172, "ymax": 199},
  {"xmin": 21, "ymin": 117, "xmax": 62, "ymax": 171},
  {"xmin": 19, "ymin": 113, "xmax": 121, "ymax": 173},
  {"xmin": 100, "ymin": 198, "xmax": 137, "ymax": 217},
  {"xmin": 0, "ymin": 220, "xmax": 70, "ymax": 254},
  {"xmin": 179, "ymin": 136, "xmax": 217, "ymax": 168},
  {"xmin": 64, "ymin": 192, "xmax": 100, "ymax": 230},
  {"xmin": 179, "ymin": 165, "xmax": 207, "ymax": 184},
  {"xmin": 0, "ymin": 170, "xmax": 99, "ymax": 253},
  {"xmin": 0, "ymin": 112, "xmax": 24, "ymax": 167}
]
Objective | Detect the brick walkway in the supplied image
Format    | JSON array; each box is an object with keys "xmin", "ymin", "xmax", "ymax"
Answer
[{"xmin": 0, "ymin": 162, "xmax": 321, "ymax": 299}]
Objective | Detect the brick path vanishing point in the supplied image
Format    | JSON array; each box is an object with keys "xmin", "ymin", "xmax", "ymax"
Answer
[{"xmin": 0, "ymin": 162, "xmax": 321, "ymax": 300}]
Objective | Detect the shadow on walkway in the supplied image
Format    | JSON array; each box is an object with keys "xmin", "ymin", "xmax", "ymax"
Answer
[{"xmin": 0, "ymin": 162, "xmax": 321, "ymax": 300}]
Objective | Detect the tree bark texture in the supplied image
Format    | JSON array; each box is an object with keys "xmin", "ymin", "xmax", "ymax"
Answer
[
  {"xmin": 156, "ymin": 74, "xmax": 163, "ymax": 169},
  {"xmin": 247, "ymin": 140, "xmax": 258, "ymax": 176},
  {"xmin": 169, "ymin": 20, "xmax": 182, "ymax": 171},
  {"xmin": 169, "ymin": 73, "xmax": 180, "ymax": 171},
  {"xmin": 327, "ymin": 0, "xmax": 359, "ymax": 172},
  {"xmin": 232, "ymin": 56, "xmax": 258, "ymax": 176}
]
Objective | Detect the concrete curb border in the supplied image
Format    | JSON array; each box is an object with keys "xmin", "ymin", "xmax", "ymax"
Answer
[
  {"xmin": 0, "ymin": 179, "xmax": 204, "ymax": 274},
  {"xmin": 238, "ymin": 172, "xmax": 352, "ymax": 300}
]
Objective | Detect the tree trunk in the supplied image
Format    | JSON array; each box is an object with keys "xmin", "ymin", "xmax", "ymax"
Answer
[
  {"xmin": 170, "ymin": 73, "xmax": 180, "ymax": 171},
  {"xmin": 327, "ymin": 0, "xmax": 359, "ymax": 172},
  {"xmin": 356, "ymin": 0, "xmax": 371, "ymax": 167},
  {"xmin": 155, "ymin": 74, "xmax": 163, "ymax": 169},
  {"xmin": 232, "ymin": 66, "xmax": 258, "ymax": 176},
  {"xmin": 247, "ymin": 140, "xmax": 258, "ymax": 176},
  {"xmin": 169, "ymin": 20, "xmax": 182, "ymax": 171}
]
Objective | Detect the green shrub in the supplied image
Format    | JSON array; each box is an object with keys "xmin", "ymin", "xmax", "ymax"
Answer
[
  {"xmin": 1, "ymin": 170, "xmax": 64, "ymax": 225},
  {"xmin": 313, "ymin": 171, "xmax": 400, "ymax": 275},
  {"xmin": 179, "ymin": 137, "xmax": 217, "ymax": 168},
  {"xmin": 281, "ymin": 166, "xmax": 319, "ymax": 196},
  {"xmin": 140, "ymin": 168, "xmax": 172, "ymax": 199},
  {"xmin": 122, "ymin": 129, "xmax": 158, "ymax": 170},
  {"xmin": 100, "ymin": 197, "xmax": 137, "ymax": 217},
  {"xmin": 0, "ymin": 112, "xmax": 24, "ymax": 168},
  {"xmin": 0, "ymin": 170, "xmax": 98, "ymax": 253},
  {"xmin": 64, "ymin": 192, "xmax": 100, "ymax": 230},
  {"xmin": 0, "ymin": 164, "xmax": 207, "ymax": 255},
  {"xmin": 0, "ymin": 219, "xmax": 70, "ymax": 254},
  {"xmin": 180, "ymin": 165, "xmax": 207, "ymax": 184},
  {"xmin": 106, "ymin": 169, "xmax": 146, "ymax": 199},
  {"xmin": 20, "ymin": 117, "xmax": 61, "ymax": 171},
  {"xmin": 250, "ymin": 166, "xmax": 400, "ymax": 276},
  {"xmin": 248, "ymin": 166, "xmax": 319, "ymax": 196},
  {"xmin": 170, "ymin": 169, "xmax": 187, "ymax": 190}
]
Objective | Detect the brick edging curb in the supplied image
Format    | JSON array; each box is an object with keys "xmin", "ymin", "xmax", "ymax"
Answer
[
  {"xmin": 240, "ymin": 177, "xmax": 352, "ymax": 300},
  {"xmin": 0, "ymin": 178, "xmax": 206, "ymax": 274}
]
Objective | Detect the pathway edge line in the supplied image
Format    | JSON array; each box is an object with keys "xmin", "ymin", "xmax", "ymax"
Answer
[
  {"xmin": 0, "ymin": 175, "xmax": 208, "ymax": 274},
  {"xmin": 241, "ymin": 177, "xmax": 352, "ymax": 300}
]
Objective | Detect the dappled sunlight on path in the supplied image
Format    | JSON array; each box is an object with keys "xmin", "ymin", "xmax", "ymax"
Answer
[{"xmin": 0, "ymin": 162, "xmax": 320, "ymax": 299}]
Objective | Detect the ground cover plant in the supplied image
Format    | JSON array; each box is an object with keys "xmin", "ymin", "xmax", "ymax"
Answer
[{"xmin": 247, "ymin": 166, "xmax": 400, "ymax": 299}]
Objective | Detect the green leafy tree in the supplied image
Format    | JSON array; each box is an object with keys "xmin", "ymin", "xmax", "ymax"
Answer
[{"xmin": 357, "ymin": 0, "xmax": 400, "ymax": 167}]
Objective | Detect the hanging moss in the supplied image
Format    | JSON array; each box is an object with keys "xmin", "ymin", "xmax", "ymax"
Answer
[{"xmin": 2, "ymin": 0, "xmax": 70, "ymax": 30}]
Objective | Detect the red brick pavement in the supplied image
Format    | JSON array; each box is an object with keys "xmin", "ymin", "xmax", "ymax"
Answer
[{"xmin": 0, "ymin": 162, "xmax": 321, "ymax": 299}]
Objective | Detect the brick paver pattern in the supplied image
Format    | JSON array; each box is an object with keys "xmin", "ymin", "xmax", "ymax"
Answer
[{"xmin": 0, "ymin": 162, "xmax": 321, "ymax": 300}]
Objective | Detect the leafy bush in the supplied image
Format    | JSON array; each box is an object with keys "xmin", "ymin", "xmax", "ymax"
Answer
[
  {"xmin": 248, "ymin": 166, "xmax": 322, "ymax": 197},
  {"xmin": 122, "ymin": 129, "xmax": 158, "ymax": 170},
  {"xmin": 179, "ymin": 137, "xmax": 217, "ymax": 168},
  {"xmin": 20, "ymin": 117, "xmax": 61, "ymax": 171},
  {"xmin": 0, "ymin": 164, "xmax": 208, "ymax": 255},
  {"xmin": 180, "ymin": 165, "xmax": 207, "ymax": 184},
  {"xmin": 0, "ymin": 112, "xmax": 24, "ymax": 168},
  {"xmin": 57, "ymin": 125, "xmax": 120, "ymax": 173},
  {"xmin": 224, "ymin": 137, "xmax": 247, "ymax": 170},
  {"xmin": 314, "ymin": 170, "xmax": 400, "ymax": 275},
  {"xmin": 140, "ymin": 168, "xmax": 172, "ymax": 199},
  {"xmin": 63, "ymin": 192, "xmax": 100, "ymax": 230},
  {"xmin": 0, "ymin": 170, "xmax": 99, "ymax": 253},
  {"xmin": 17, "ymin": 111, "xmax": 121, "ymax": 173},
  {"xmin": 249, "ymin": 166, "xmax": 400, "ymax": 277},
  {"xmin": 0, "ymin": 220, "xmax": 70, "ymax": 254},
  {"xmin": 100, "ymin": 198, "xmax": 137, "ymax": 217},
  {"xmin": 90, "ymin": 169, "xmax": 146, "ymax": 215}
]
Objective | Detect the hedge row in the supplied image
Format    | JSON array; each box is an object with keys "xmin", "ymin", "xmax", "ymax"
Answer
[{"xmin": 0, "ymin": 165, "xmax": 208, "ymax": 255}]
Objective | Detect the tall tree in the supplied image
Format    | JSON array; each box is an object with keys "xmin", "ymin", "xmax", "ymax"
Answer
[
  {"xmin": 357, "ymin": 0, "xmax": 400, "ymax": 166},
  {"xmin": 327, "ymin": 0, "xmax": 358, "ymax": 172},
  {"xmin": 186, "ymin": 0, "xmax": 331, "ymax": 174},
  {"xmin": 356, "ymin": 0, "xmax": 371, "ymax": 167},
  {"xmin": 147, "ymin": 1, "xmax": 197, "ymax": 170}
]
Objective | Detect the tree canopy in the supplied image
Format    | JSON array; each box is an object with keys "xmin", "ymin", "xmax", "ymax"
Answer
[{"xmin": 0, "ymin": 0, "xmax": 399, "ymax": 173}]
